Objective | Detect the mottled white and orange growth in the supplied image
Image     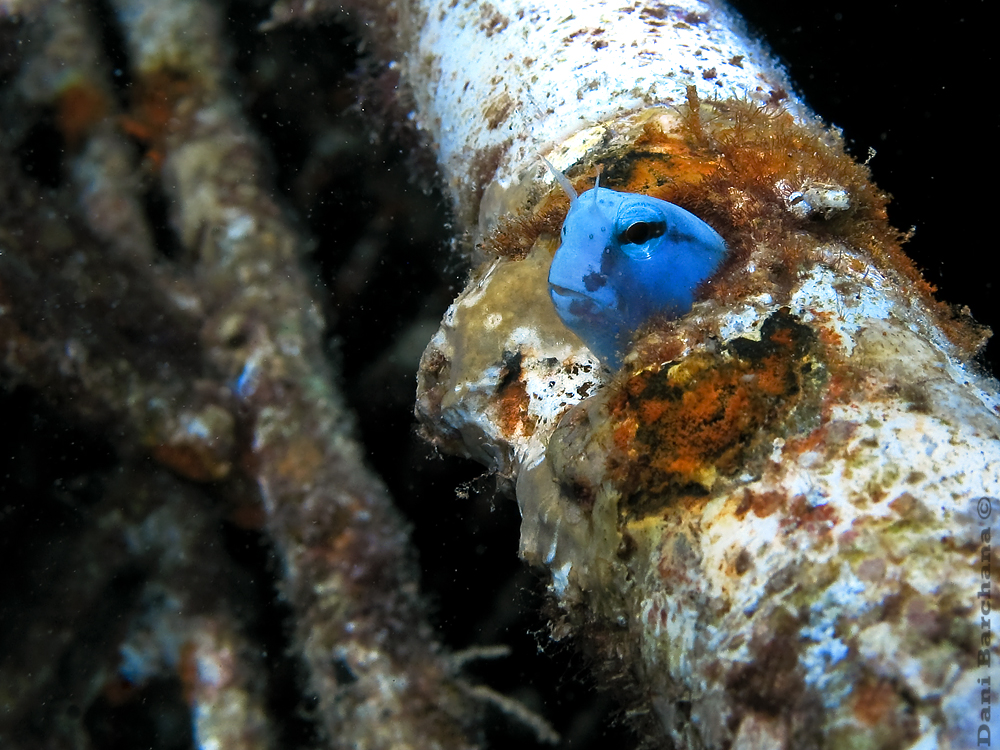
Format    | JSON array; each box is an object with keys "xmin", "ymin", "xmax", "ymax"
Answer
[{"xmin": 411, "ymin": 0, "xmax": 1000, "ymax": 747}]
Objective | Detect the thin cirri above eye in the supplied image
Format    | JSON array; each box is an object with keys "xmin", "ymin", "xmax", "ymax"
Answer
[{"xmin": 622, "ymin": 221, "xmax": 666, "ymax": 245}]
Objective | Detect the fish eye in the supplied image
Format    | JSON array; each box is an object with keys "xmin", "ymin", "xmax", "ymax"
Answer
[{"xmin": 622, "ymin": 220, "xmax": 666, "ymax": 245}]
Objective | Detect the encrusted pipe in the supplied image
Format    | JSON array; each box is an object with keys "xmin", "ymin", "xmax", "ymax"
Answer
[
  {"xmin": 4, "ymin": 0, "xmax": 235, "ymax": 483},
  {"xmin": 112, "ymin": 468, "xmax": 275, "ymax": 750},
  {"xmin": 17, "ymin": 0, "xmax": 157, "ymax": 266},
  {"xmin": 403, "ymin": 0, "xmax": 1000, "ymax": 746},
  {"xmin": 104, "ymin": 0, "xmax": 480, "ymax": 746}
]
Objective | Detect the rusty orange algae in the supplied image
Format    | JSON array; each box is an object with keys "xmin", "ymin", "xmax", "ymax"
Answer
[
  {"xmin": 495, "ymin": 351, "xmax": 538, "ymax": 438},
  {"xmin": 120, "ymin": 69, "xmax": 201, "ymax": 169},
  {"xmin": 734, "ymin": 489, "xmax": 787, "ymax": 519},
  {"xmin": 56, "ymin": 81, "xmax": 110, "ymax": 149},
  {"xmin": 607, "ymin": 309, "xmax": 817, "ymax": 515},
  {"xmin": 851, "ymin": 679, "xmax": 899, "ymax": 727},
  {"xmin": 496, "ymin": 377, "xmax": 537, "ymax": 437},
  {"xmin": 782, "ymin": 495, "xmax": 837, "ymax": 537},
  {"xmin": 484, "ymin": 88, "xmax": 987, "ymax": 359},
  {"xmin": 152, "ymin": 442, "xmax": 229, "ymax": 483}
]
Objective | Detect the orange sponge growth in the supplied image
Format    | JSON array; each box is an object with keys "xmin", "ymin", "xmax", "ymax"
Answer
[
  {"xmin": 56, "ymin": 81, "xmax": 111, "ymax": 149},
  {"xmin": 120, "ymin": 69, "xmax": 200, "ymax": 170},
  {"xmin": 609, "ymin": 309, "xmax": 817, "ymax": 517}
]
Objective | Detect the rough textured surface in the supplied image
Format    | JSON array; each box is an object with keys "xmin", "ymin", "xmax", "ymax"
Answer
[
  {"xmin": 1, "ymin": 0, "xmax": 995, "ymax": 748},
  {"xmin": 0, "ymin": 460, "xmax": 274, "ymax": 750},
  {"xmin": 115, "ymin": 0, "xmax": 480, "ymax": 744},
  {"xmin": 2, "ymin": 0, "xmax": 481, "ymax": 747},
  {"xmin": 409, "ymin": 1, "xmax": 1000, "ymax": 745},
  {"xmin": 398, "ymin": 0, "xmax": 797, "ymax": 236},
  {"xmin": 422, "ymin": 133, "xmax": 1000, "ymax": 748},
  {"xmin": 514, "ymin": 261, "xmax": 1000, "ymax": 747}
]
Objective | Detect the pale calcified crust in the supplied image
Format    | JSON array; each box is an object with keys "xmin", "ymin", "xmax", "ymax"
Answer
[
  {"xmin": 399, "ymin": 0, "xmax": 797, "ymax": 235},
  {"xmin": 411, "ymin": 2, "xmax": 999, "ymax": 745}
]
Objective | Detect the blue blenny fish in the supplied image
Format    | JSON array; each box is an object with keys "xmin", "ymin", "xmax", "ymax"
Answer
[{"xmin": 545, "ymin": 159, "xmax": 728, "ymax": 366}]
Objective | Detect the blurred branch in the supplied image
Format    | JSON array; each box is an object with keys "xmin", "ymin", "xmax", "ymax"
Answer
[{"xmin": 0, "ymin": 0, "xmax": 482, "ymax": 746}]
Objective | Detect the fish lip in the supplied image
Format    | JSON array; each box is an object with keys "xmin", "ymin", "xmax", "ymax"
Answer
[
  {"xmin": 550, "ymin": 285, "xmax": 628, "ymax": 330},
  {"xmin": 549, "ymin": 284, "xmax": 591, "ymax": 302}
]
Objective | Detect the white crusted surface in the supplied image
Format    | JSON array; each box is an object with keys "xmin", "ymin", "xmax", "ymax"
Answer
[
  {"xmin": 504, "ymin": 250, "xmax": 1000, "ymax": 746},
  {"xmin": 416, "ymin": 241, "xmax": 609, "ymax": 475},
  {"xmin": 405, "ymin": 3, "xmax": 1000, "ymax": 742},
  {"xmin": 404, "ymin": 0, "xmax": 797, "ymax": 227}
]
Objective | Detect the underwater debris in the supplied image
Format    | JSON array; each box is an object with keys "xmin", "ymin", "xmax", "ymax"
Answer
[
  {"xmin": 406, "ymin": 0, "xmax": 1000, "ymax": 746},
  {"xmin": 0, "ymin": 0, "xmax": 996, "ymax": 748},
  {"xmin": 2, "ymin": 0, "xmax": 481, "ymax": 747}
]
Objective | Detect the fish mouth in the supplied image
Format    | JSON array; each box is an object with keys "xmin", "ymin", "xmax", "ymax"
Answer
[
  {"xmin": 549, "ymin": 285, "xmax": 626, "ymax": 329},
  {"xmin": 549, "ymin": 285, "xmax": 603, "ymax": 320},
  {"xmin": 549, "ymin": 284, "xmax": 592, "ymax": 303}
]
